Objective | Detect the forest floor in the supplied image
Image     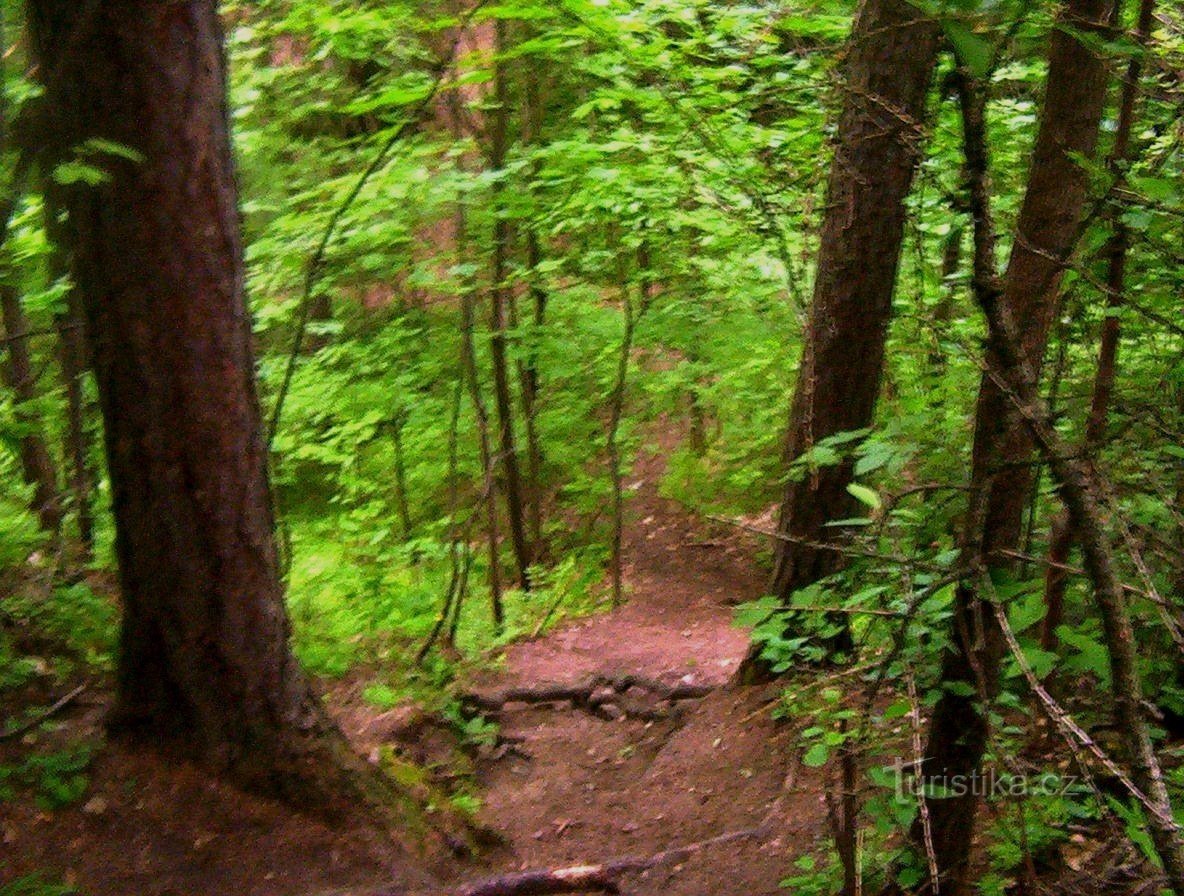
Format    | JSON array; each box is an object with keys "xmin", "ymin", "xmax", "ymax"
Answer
[{"xmin": 1, "ymin": 441, "xmax": 828, "ymax": 896}]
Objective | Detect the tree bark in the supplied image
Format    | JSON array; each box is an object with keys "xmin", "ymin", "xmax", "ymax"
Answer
[
  {"xmin": 741, "ymin": 0, "xmax": 940, "ymax": 681},
  {"xmin": 27, "ymin": 0, "xmax": 389, "ymax": 810},
  {"xmin": 914, "ymin": 2, "xmax": 1113, "ymax": 890},
  {"xmin": 1041, "ymin": 0, "xmax": 1154, "ymax": 651},
  {"xmin": 767, "ymin": 0, "xmax": 939, "ymax": 596},
  {"xmin": 488, "ymin": 18, "xmax": 532, "ymax": 591}
]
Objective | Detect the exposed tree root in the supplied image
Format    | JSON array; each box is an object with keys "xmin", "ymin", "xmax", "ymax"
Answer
[
  {"xmin": 357, "ymin": 822, "xmax": 772, "ymax": 896},
  {"xmin": 461, "ymin": 674, "xmax": 713, "ymax": 722}
]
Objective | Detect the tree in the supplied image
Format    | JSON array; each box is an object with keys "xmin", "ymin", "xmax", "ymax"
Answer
[
  {"xmin": 1041, "ymin": 0, "xmax": 1155, "ymax": 651},
  {"xmin": 487, "ymin": 17, "xmax": 533, "ymax": 594},
  {"xmin": 740, "ymin": 0, "xmax": 940, "ymax": 679},
  {"xmin": 27, "ymin": 0, "xmax": 387, "ymax": 809},
  {"xmin": 910, "ymin": 0, "xmax": 1114, "ymax": 889}
]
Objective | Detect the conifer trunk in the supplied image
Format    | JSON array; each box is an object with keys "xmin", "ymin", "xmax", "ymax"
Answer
[
  {"xmin": 741, "ymin": 0, "xmax": 939, "ymax": 680},
  {"xmin": 28, "ymin": 0, "xmax": 388, "ymax": 809}
]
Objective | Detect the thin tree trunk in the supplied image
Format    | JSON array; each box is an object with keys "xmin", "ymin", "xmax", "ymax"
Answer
[
  {"xmin": 1176, "ymin": 382, "xmax": 1184, "ymax": 602},
  {"xmin": 606, "ymin": 284, "xmax": 636, "ymax": 608},
  {"xmin": 390, "ymin": 411, "xmax": 414, "ymax": 539},
  {"xmin": 1042, "ymin": 0, "xmax": 1154, "ymax": 651},
  {"xmin": 520, "ymin": 55, "xmax": 548, "ymax": 555},
  {"xmin": 451, "ymin": 55, "xmax": 506, "ymax": 629},
  {"xmin": 977, "ymin": 260, "xmax": 1184, "ymax": 896},
  {"xmin": 28, "ymin": 0, "xmax": 395, "ymax": 813},
  {"xmin": 44, "ymin": 198, "xmax": 96, "ymax": 559},
  {"xmin": 488, "ymin": 18, "xmax": 532, "ymax": 591},
  {"xmin": 914, "ymin": 3, "xmax": 1113, "ymax": 889},
  {"xmin": 1, "ymin": 285, "xmax": 63, "ymax": 534},
  {"xmin": 457, "ymin": 184, "xmax": 504, "ymax": 630},
  {"xmin": 0, "ymin": 0, "xmax": 63, "ymax": 539},
  {"xmin": 741, "ymin": 0, "xmax": 940, "ymax": 681},
  {"xmin": 927, "ymin": 223, "xmax": 963, "ymax": 372}
]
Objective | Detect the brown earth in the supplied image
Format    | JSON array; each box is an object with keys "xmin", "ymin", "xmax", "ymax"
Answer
[{"xmin": 1, "ymin": 445, "xmax": 827, "ymax": 896}]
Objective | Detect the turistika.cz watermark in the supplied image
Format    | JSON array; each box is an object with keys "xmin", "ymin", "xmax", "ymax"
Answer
[{"xmin": 890, "ymin": 759, "xmax": 1079, "ymax": 799}]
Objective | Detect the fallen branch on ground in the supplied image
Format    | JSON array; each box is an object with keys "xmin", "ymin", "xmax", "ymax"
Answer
[
  {"xmin": 355, "ymin": 803, "xmax": 782, "ymax": 896},
  {"xmin": 0, "ymin": 684, "xmax": 87, "ymax": 741},
  {"xmin": 462, "ymin": 674, "xmax": 712, "ymax": 721},
  {"xmin": 452, "ymin": 824, "xmax": 767, "ymax": 895}
]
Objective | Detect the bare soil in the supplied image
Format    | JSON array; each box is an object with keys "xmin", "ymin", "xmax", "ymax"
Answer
[{"xmin": 1, "ymin": 444, "xmax": 826, "ymax": 896}]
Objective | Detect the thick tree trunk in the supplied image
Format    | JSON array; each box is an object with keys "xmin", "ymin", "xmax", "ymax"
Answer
[
  {"xmin": 27, "ymin": 0, "xmax": 385, "ymax": 809},
  {"xmin": 913, "ymin": 2, "xmax": 1113, "ymax": 891},
  {"xmin": 768, "ymin": 0, "xmax": 938, "ymax": 597},
  {"xmin": 1, "ymin": 285, "xmax": 63, "ymax": 534},
  {"xmin": 740, "ymin": 0, "xmax": 939, "ymax": 681}
]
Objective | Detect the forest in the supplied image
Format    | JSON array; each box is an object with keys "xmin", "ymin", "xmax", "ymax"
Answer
[{"xmin": 1, "ymin": 0, "xmax": 1182, "ymax": 894}]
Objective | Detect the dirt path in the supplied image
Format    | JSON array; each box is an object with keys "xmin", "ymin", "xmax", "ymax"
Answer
[
  {"xmin": 1, "ymin": 442, "xmax": 826, "ymax": 896},
  {"xmin": 454, "ymin": 447, "xmax": 825, "ymax": 895}
]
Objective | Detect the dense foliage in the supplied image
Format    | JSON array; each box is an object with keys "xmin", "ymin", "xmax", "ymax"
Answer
[{"xmin": 2, "ymin": 0, "xmax": 1183, "ymax": 892}]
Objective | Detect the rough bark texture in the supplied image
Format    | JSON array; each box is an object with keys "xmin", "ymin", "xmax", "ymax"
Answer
[
  {"xmin": 767, "ymin": 0, "xmax": 939, "ymax": 600},
  {"xmin": 915, "ymin": 2, "xmax": 1113, "ymax": 891},
  {"xmin": 26, "ymin": 0, "xmax": 373, "ymax": 805},
  {"xmin": 1, "ymin": 285, "xmax": 63, "ymax": 533},
  {"xmin": 741, "ymin": 0, "xmax": 939, "ymax": 681}
]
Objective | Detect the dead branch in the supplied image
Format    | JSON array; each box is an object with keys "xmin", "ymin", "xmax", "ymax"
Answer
[
  {"xmin": 461, "ymin": 674, "xmax": 713, "ymax": 722},
  {"xmin": 0, "ymin": 684, "xmax": 87, "ymax": 741},
  {"xmin": 449, "ymin": 796, "xmax": 778, "ymax": 895}
]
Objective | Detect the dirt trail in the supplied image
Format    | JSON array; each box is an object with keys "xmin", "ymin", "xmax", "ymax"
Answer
[
  {"xmin": 0, "ymin": 442, "xmax": 826, "ymax": 896},
  {"xmin": 454, "ymin": 447, "xmax": 825, "ymax": 895}
]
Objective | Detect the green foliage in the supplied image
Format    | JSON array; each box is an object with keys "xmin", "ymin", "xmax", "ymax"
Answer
[
  {"xmin": 1, "ymin": 1, "xmax": 1183, "ymax": 889},
  {"xmin": 0, "ymin": 877, "xmax": 76, "ymax": 896},
  {"xmin": 1, "ymin": 582, "xmax": 117, "ymax": 670},
  {"xmin": 0, "ymin": 744, "xmax": 93, "ymax": 810}
]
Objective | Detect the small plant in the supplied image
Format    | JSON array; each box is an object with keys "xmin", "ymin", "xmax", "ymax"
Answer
[
  {"xmin": 0, "ymin": 744, "xmax": 94, "ymax": 810},
  {"xmin": 442, "ymin": 702, "xmax": 500, "ymax": 751},
  {"xmin": 0, "ymin": 876, "xmax": 77, "ymax": 896}
]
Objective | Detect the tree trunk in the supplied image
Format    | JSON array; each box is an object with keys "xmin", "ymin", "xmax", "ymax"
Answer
[
  {"xmin": 45, "ymin": 202, "xmax": 97, "ymax": 559},
  {"xmin": 1041, "ymin": 0, "xmax": 1153, "ymax": 652},
  {"xmin": 1, "ymin": 285, "xmax": 63, "ymax": 534},
  {"xmin": 914, "ymin": 2, "xmax": 1113, "ymax": 890},
  {"xmin": 1176, "ymin": 381, "xmax": 1184, "ymax": 602},
  {"xmin": 488, "ymin": 18, "xmax": 532, "ymax": 591},
  {"xmin": 519, "ymin": 50, "xmax": 548, "ymax": 555},
  {"xmin": 740, "ymin": 0, "xmax": 940, "ymax": 681},
  {"xmin": 27, "ymin": 0, "xmax": 389, "ymax": 810}
]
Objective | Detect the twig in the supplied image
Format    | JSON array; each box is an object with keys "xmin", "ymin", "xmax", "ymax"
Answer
[
  {"xmin": 0, "ymin": 684, "xmax": 87, "ymax": 741},
  {"xmin": 905, "ymin": 666, "xmax": 940, "ymax": 896},
  {"xmin": 988, "ymin": 594, "xmax": 1162, "ymax": 821}
]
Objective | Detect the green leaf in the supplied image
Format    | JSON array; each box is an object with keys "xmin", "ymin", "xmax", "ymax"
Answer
[
  {"xmin": 802, "ymin": 742, "xmax": 830, "ymax": 767},
  {"xmin": 943, "ymin": 21, "xmax": 992, "ymax": 78},
  {"xmin": 846, "ymin": 483, "xmax": 881, "ymax": 511}
]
